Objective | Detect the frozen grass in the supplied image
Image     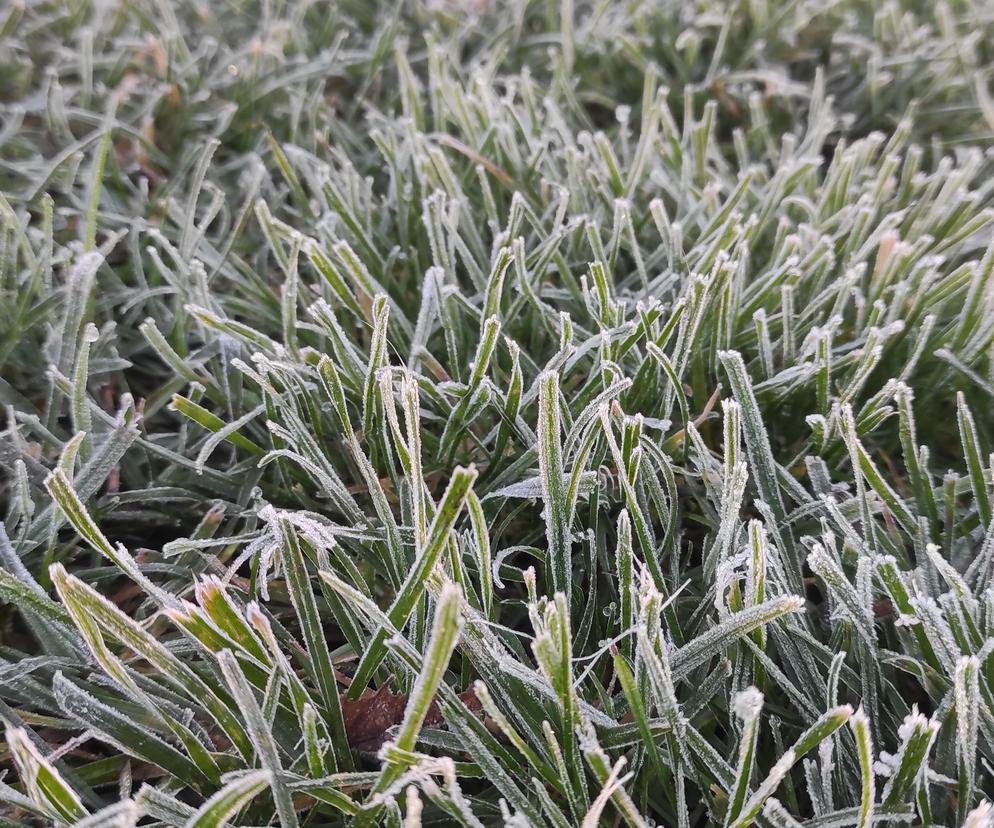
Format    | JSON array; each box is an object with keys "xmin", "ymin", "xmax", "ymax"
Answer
[{"xmin": 2, "ymin": 0, "xmax": 994, "ymax": 825}]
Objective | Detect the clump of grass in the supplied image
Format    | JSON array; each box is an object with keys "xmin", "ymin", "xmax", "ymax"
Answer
[{"xmin": 2, "ymin": 0, "xmax": 994, "ymax": 825}]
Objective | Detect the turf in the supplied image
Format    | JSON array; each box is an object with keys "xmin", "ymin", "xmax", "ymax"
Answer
[{"xmin": 2, "ymin": 0, "xmax": 994, "ymax": 825}]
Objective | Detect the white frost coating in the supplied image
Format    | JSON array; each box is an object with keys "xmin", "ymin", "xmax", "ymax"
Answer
[
  {"xmin": 964, "ymin": 801, "xmax": 994, "ymax": 828},
  {"xmin": 403, "ymin": 785, "xmax": 422, "ymax": 828},
  {"xmin": 898, "ymin": 706, "xmax": 937, "ymax": 741},
  {"xmin": 873, "ymin": 751, "xmax": 897, "ymax": 778},
  {"xmin": 732, "ymin": 686, "xmax": 764, "ymax": 722},
  {"xmin": 714, "ymin": 547, "xmax": 750, "ymax": 617}
]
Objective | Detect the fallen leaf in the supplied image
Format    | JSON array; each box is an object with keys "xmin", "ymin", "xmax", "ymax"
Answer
[{"xmin": 342, "ymin": 685, "xmax": 481, "ymax": 752}]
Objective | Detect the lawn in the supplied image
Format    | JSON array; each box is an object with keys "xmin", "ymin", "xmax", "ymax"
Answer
[{"xmin": 2, "ymin": 0, "xmax": 994, "ymax": 825}]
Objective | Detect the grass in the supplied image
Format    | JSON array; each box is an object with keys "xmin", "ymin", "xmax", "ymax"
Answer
[{"xmin": 2, "ymin": 0, "xmax": 994, "ymax": 825}]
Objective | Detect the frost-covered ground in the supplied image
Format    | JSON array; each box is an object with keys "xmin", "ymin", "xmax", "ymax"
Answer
[{"xmin": 2, "ymin": 1, "xmax": 994, "ymax": 825}]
